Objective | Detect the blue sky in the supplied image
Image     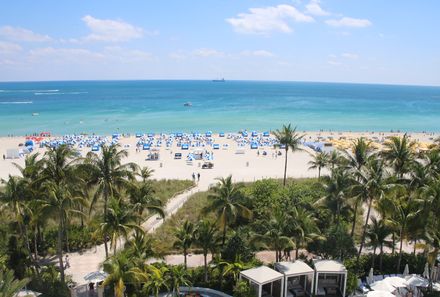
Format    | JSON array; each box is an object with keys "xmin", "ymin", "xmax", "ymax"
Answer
[{"xmin": 0, "ymin": 0, "xmax": 439, "ymax": 85}]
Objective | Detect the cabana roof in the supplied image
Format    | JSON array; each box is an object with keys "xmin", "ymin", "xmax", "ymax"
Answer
[
  {"xmin": 313, "ymin": 260, "xmax": 347, "ymax": 273},
  {"xmin": 275, "ymin": 261, "xmax": 314, "ymax": 276},
  {"xmin": 241, "ymin": 266, "xmax": 284, "ymax": 285}
]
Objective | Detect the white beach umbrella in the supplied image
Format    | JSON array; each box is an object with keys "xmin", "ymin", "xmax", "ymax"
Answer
[
  {"xmin": 83, "ymin": 271, "xmax": 108, "ymax": 283},
  {"xmin": 367, "ymin": 290, "xmax": 395, "ymax": 297},
  {"xmin": 423, "ymin": 263, "xmax": 430, "ymax": 279},
  {"xmin": 403, "ymin": 264, "xmax": 409, "ymax": 277},
  {"xmin": 405, "ymin": 275, "xmax": 429, "ymax": 288},
  {"xmin": 370, "ymin": 277, "xmax": 407, "ymax": 293}
]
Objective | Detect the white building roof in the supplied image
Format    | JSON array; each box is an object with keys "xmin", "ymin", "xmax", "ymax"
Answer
[
  {"xmin": 313, "ymin": 260, "xmax": 347, "ymax": 273},
  {"xmin": 241, "ymin": 266, "xmax": 284, "ymax": 285},
  {"xmin": 275, "ymin": 261, "xmax": 314, "ymax": 276}
]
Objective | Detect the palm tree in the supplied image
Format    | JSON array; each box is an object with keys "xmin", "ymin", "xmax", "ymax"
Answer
[
  {"xmin": 382, "ymin": 134, "xmax": 416, "ymax": 178},
  {"xmin": 273, "ymin": 124, "xmax": 304, "ymax": 186},
  {"xmin": 289, "ymin": 208, "xmax": 322, "ymax": 259},
  {"xmin": 42, "ymin": 144, "xmax": 80, "ymax": 184},
  {"xmin": 345, "ymin": 138, "xmax": 373, "ymax": 237},
  {"xmin": 0, "ymin": 269, "xmax": 29, "ymax": 297},
  {"xmin": 366, "ymin": 217, "xmax": 392, "ymax": 270},
  {"xmin": 205, "ymin": 176, "xmax": 252, "ymax": 247},
  {"xmin": 39, "ymin": 181, "xmax": 86, "ymax": 284},
  {"xmin": 308, "ymin": 151, "xmax": 329, "ymax": 179},
  {"xmin": 84, "ymin": 144, "xmax": 137, "ymax": 258},
  {"xmin": 168, "ymin": 265, "xmax": 191, "ymax": 296},
  {"xmin": 100, "ymin": 198, "xmax": 143, "ymax": 255},
  {"xmin": 124, "ymin": 229, "xmax": 155, "ymax": 262},
  {"xmin": 102, "ymin": 252, "xmax": 147, "ymax": 297},
  {"xmin": 317, "ymin": 168, "xmax": 353, "ymax": 226},
  {"xmin": 127, "ymin": 179, "xmax": 164, "ymax": 224},
  {"xmin": 353, "ymin": 155, "xmax": 390, "ymax": 261},
  {"xmin": 251, "ymin": 209, "xmax": 294, "ymax": 262},
  {"xmin": 173, "ymin": 220, "xmax": 195, "ymax": 269},
  {"xmin": 142, "ymin": 265, "xmax": 169, "ymax": 297},
  {"xmin": 195, "ymin": 220, "xmax": 220, "ymax": 282},
  {"xmin": 221, "ymin": 259, "xmax": 250, "ymax": 283}
]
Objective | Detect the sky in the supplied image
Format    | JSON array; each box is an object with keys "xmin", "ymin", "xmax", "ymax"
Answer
[{"xmin": 0, "ymin": 0, "xmax": 439, "ymax": 86}]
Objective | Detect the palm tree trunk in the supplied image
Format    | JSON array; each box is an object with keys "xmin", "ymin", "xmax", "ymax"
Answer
[
  {"xmin": 318, "ymin": 167, "xmax": 321, "ymax": 179},
  {"xmin": 204, "ymin": 252, "xmax": 208, "ymax": 282},
  {"xmin": 351, "ymin": 199, "xmax": 359, "ymax": 238},
  {"xmin": 222, "ymin": 225, "xmax": 227, "ymax": 248},
  {"xmin": 413, "ymin": 240, "xmax": 417, "ymax": 255},
  {"xmin": 392, "ymin": 232, "xmax": 396, "ymax": 255},
  {"xmin": 58, "ymin": 214, "xmax": 65, "ymax": 284},
  {"xmin": 65, "ymin": 220, "xmax": 70, "ymax": 253},
  {"xmin": 379, "ymin": 244, "xmax": 384, "ymax": 272},
  {"xmin": 372, "ymin": 246, "xmax": 377, "ymax": 269},
  {"xmin": 296, "ymin": 247, "xmax": 299, "ymax": 259},
  {"xmin": 184, "ymin": 250, "xmax": 187, "ymax": 270},
  {"xmin": 283, "ymin": 148, "xmax": 288, "ymax": 186},
  {"xmin": 104, "ymin": 190, "xmax": 109, "ymax": 258},
  {"xmin": 397, "ymin": 227, "xmax": 404, "ymax": 273},
  {"xmin": 358, "ymin": 197, "xmax": 373, "ymax": 261}
]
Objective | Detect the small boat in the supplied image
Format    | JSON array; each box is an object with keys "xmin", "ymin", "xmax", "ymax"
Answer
[
  {"xmin": 212, "ymin": 78, "xmax": 225, "ymax": 82},
  {"xmin": 32, "ymin": 112, "xmax": 39, "ymax": 116},
  {"xmin": 183, "ymin": 102, "xmax": 192, "ymax": 107}
]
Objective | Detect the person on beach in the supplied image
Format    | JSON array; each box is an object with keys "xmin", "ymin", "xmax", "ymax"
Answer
[
  {"xmin": 65, "ymin": 255, "xmax": 70, "ymax": 268},
  {"xmin": 192, "ymin": 172, "xmax": 196, "ymax": 182},
  {"xmin": 2, "ymin": 154, "xmax": 5, "ymax": 160},
  {"xmin": 197, "ymin": 172, "xmax": 200, "ymax": 182}
]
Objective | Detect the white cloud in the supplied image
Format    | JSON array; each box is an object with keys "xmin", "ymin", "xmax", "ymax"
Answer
[
  {"xmin": 0, "ymin": 41, "xmax": 22, "ymax": 53},
  {"xmin": 305, "ymin": 0, "xmax": 330, "ymax": 16},
  {"xmin": 29, "ymin": 47, "xmax": 105, "ymax": 62},
  {"xmin": 193, "ymin": 48, "xmax": 225, "ymax": 57},
  {"xmin": 326, "ymin": 17, "xmax": 372, "ymax": 28},
  {"xmin": 81, "ymin": 15, "xmax": 144, "ymax": 42},
  {"xmin": 0, "ymin": 26, "xmax": 52, "ymax": 42},
  {"xmin": 241, "ymin": 50, "xmax": 274, "ymax": 57},
  {"xmin": 341, "ymin": 53, "xmax": 359, "ymax": 59},
  {"xmin": 226, "ymin": 4, "xmax": 314, "ymax": 34}
]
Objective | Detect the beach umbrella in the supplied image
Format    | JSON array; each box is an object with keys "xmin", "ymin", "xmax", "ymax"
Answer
[
  {"xmin": 370, "ymin": 277, "xmax": 407, "ymax": 293},
  {"xmin": 423, "ymin": 263, "xmax": 430, "ymax": 279},
  {"xmin": 403, "ymin": 264, "xmax": 409, "ymax": 276},
  {"xmin": 368, "ymin": 268, "xmax": 374, "ymax": 285},
  {"xmin": 405, "ymin": 275, "xmax": 429, "ymax": 288},
  {"xmin": 367, "ymin": 290, "xmax": 395, "ymax": 297},
  {"xmin": 84, "ymin": 271, "xmax": 108, "ymax": 283},
  {"xmin": 14, "ymin": 289, "xmax": 42, "ymax": 297}
]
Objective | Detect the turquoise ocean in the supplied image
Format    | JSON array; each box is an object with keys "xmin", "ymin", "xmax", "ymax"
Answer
[{"xmin": 1, "ymin": 80, "xmax": 440, "ymax": 136}]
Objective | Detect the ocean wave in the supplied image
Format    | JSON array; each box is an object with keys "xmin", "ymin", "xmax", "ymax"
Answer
[
  {"xmin": 0, "ymin": 101, "xmax": 33, "ymax": 104},
  {"xmin": 34, "ymin": 91, "xmax": 88, "ymax": 95},
  {"xmin": 1, "ymin": 89, "xmax": 59, "ymax": 93}
]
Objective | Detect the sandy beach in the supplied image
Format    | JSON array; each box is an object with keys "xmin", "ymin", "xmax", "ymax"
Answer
[{"xmin": 1, "ymin": 131, "xmax": 438, "ymax": 182}]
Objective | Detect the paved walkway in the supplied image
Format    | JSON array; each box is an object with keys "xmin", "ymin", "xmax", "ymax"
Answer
[{"xmin": 65, "ymin": 180, "xmax": 211, "ymax": 285}]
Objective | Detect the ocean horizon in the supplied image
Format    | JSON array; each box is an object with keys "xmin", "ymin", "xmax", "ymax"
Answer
[{"xmin": 1, "ymin": 80, "xmax": 440, "ymax": 136}]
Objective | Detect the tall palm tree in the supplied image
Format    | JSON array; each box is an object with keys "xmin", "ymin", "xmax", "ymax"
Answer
[
  {"xmin": 42, "ymin": 144, "xmax": 80, "ymax": 184},
  {"xmin": 205, "ymin": 176, "xmax": 252, "ymax": 247},
  {"xmin": 273, "ymin": 124, "xmax": 304, "ymax": 186},
  {"xmin": 353, "ymin": 155, "xmax": 390, "ymax": 261},
  {"xmin": 345, "ymin": 138, "xmax": 373, "ymax": 237},
  {"xmin": 39, "ymin": 181, "xmax": 86, "ymax": 284},
  {"xmin": 173, "ymin": 220, "xmax": 195, "ymax": 269},
  {"xmin": 124, "ymin": 229, "xmax": 155, "ymax": 262},
  {"xmin": 168, "ymin": 265, "xmax": 191, "ymax": 296},
  {"xmin": 84, "ymin": 144, "xmax": 137, "ymax": 258},
  {"xmin": 195, "ymin": 220, "xmax": 220, "ymax": 282},
  {"xmin": 382, "ymin": 134, "xmax": 416, "ymax": 178},
  {"xmin": 100, "ymin": 198, "xmax": 143, "ymax": 256},
  {"xmin": 289, "ymin": 208, "xmax": 323, "ymax": 259},
  {"xmin": 308, "ymin": 151, "xmax": 329, "ymax": 179},
  {"xmin": 0, "ymin": 269, "xmax": 29, "ymax": 297}
]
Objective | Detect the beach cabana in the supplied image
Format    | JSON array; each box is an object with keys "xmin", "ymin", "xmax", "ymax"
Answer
[
  {"xmin": 147, "ymin": 133, "xmax": 155, "ymax": 138},
  {"xmin": 143, "ymin": 144, "xmax": 150, "ymax": 150},
  {"xmin": 240, "ymin": 266, "xmax": 284, "ymax": 297},
  {"xmin": 112, "ymin": 133, "xmax": 120, "ymax": 139},
  {"xmin": 135, "ymin": 132, "xmax": 143, "ymax": 138},
  {"xmin": 252, "ymin": 131, "xmax": 258, "ymax": 137},
  {"xmin": 176, "ymin": 132, "xmax": 183, "ymax": 138},
  {"xmin": 263, "ymin": 131, "xmax": 270, "ymax": 137},
  {"xmin": 251, "ymin": 143, "xmax": 258, "ymax": 149},
  {"xmin": 181, "ymin": 144, "xmax": 189, "ymax": 150},
  {"xmin": 219, "ymin": 132, "xmax": 225, "ymax": 137},
  {"xmin": 213, "ymin": 144, "xmax": 220, "ymax": 150},
  {"xmin": 6, "ymin": 149, "xmax": 20, "ymax": 159},
  {"xmin": 313, "ymin": 260, "xmax": 347, "ymax": 297},
  {"xmin": 205, "ymin": 131, "xmax": 212, "ymax": 137},
  {"xmin": 91, "ymin": 145, "xmax": 100, "ymax": 152},
  {"xmin": 275, "ymin": 261, "xmax": 314, "ymax": 297},
  {"xmin": 242, "ymin": 131, "xmax": 249, "ymax": 137}
]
